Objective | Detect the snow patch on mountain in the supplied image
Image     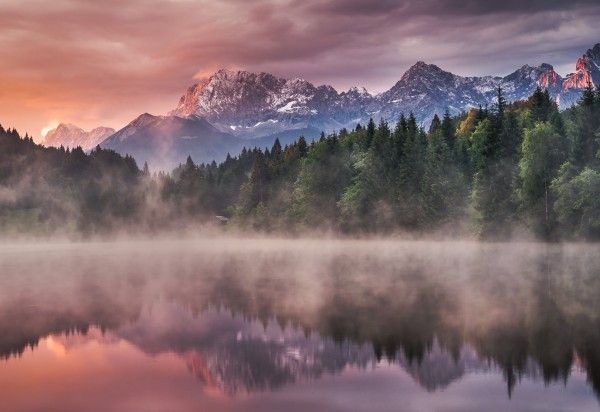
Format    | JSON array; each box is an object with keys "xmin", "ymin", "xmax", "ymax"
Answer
[{"xmin": 277, "ymin": 101, "xmax": 298, "ymax": 113}]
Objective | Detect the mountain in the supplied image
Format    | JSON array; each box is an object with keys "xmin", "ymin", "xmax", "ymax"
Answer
[
  {"xmin": 100, "ymin": 113, "xmax": 250, "ymax": 171},
  {"xmin": 561, "ymin": 43, "xmax": 600, "ymax": 103},
  {"xmin": 169, "ymin": 69, "xmax": 375, "ymax": 139},
  {"xmin": 169, "ymin": 69, "xmax": 374, "ymax": 140},
  {"xmin": 43, "ymin": 123, "xmax": 115, "ymax": 151},
  {"xmin": 92, "ymin": 42, "xmax": 599, "ymax": 171},
  {"xmin": 170, "ymin": 43, "xmax": 600, "ymax": 135}
]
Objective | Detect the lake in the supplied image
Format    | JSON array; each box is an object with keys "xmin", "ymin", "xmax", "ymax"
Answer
[{"xmin": 0, "ymin": 238, "xmax": 599, "ymax": 411}]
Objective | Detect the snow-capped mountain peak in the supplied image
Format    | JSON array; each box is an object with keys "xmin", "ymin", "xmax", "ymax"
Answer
[{"xmin": 170, "ymin": 43, "xmax": 599, "ymax": 137}]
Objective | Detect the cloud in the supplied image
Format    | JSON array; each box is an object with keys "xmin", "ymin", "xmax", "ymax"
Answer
[{"xmin": 0, "ymin": 0, "xmax": 598, "ymax": 141}]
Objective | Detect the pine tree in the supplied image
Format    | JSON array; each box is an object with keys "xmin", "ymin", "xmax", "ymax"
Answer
[
  {"xmin": 339, "ymin": 119, "xmax": 394, "ymax": 232},
  {"xmin": 366, "ymin": 118, "xmax": 376, "ymax": 148},
  {"xmin": 391, "ymin": 113, "xmax": 408, "ymax": 165},
  {"xmin": 420, "ymin": 127, "xmax": 467, "ymax": 229},
  {"xmin": 297, "ymin": 136, "xmax": 308, "ymax": 158},
  {"xmin": 250, "ymin": 150, "xmax": 268, "ymax": 204},
  {"xmin": 396, "ymin": 113, "xmax": 427, "ymax": 228},
  {"xmin": 441, "ymin": 109, "xmax": 455, "ymax": 150},
  {"xmin": 428, "ymin": 114, "xmax": 441, "ymax": 135},
  {"xmin": 570, "ymin": 84, "xmax": 599, "ymax": 170}
]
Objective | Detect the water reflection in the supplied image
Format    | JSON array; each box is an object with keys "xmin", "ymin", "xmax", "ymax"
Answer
[
  {"xmin": 0, "ymin": 239, "xmax": 599, "ymax": 410},
  {"xmin": 120, "ymin": 304, "xmax": 376, "ymax": 395}
]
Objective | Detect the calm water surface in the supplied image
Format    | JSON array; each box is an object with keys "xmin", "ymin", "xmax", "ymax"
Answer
[{"xmin": 0, "ymin": 238, "xmax": 599, "ymax": 411}]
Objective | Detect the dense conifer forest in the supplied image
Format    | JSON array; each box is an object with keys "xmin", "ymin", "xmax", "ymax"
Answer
[{"xmin": 1, "ymin": 86, "xmax": 599, "ymax": 239}]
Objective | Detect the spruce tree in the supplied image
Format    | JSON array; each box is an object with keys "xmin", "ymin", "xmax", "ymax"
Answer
[
  {"xmin": 396, "ymin": 113, "xmax": 427, "ymax": 228},
  {"xmin": 441, "ymin": 109, "xmax": 455, "ymax": 150},
  {"xmin": 420, "ymin": 126, "xmax": 467, "ymax": 229}
]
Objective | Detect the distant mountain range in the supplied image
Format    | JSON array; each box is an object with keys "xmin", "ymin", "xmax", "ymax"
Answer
[
  {"xmin": 43, "ymin": 42, "xmax": 600, "ymax": 171},
  {"xmin": 43, "ymin": 123, "xmax": 115, "ymax": 151}
]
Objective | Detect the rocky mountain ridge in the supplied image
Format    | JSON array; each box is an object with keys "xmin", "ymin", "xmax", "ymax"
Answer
[{"xmin": 170, "ymin": 43, "xmax": 600, "ymax": 138}]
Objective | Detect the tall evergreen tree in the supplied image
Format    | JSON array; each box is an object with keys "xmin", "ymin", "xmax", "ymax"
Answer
[
  {"xmin": 420, "ymin": 127, "xmax": 467, "ymax": 229},
  {"xmin": 570, "ymin": 84, "xmax": 600, "ymax": 170},
  {"xmin": 250, "ymin": 150, "xmax": 268, "ymax": 204},
  {"xmin": 441, "ymin": 109, "xmax": 456, "ymax": 150},
  {"xmin": 396, "ymin": 113, "xmax": 427, "ymax": 228},
  {"xmin": 339, "ymin": 119, "xmax": 395, "ymax": 231}
]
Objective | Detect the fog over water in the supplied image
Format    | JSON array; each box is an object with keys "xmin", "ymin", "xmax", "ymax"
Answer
[{"xmin": 0, "ymin": 238, "xmax": 599, "ymax": 411}]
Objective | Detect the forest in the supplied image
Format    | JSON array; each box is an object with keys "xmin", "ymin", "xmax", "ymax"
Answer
[{"xmin": 1, "ymin": 85, "xmax": 599, "ymax": 240}]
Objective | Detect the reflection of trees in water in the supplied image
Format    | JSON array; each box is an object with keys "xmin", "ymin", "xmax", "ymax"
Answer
[
  {"xmin": 118, "ymin": 305, "xmax": 480, "ymax": 395},
  {"xmin": 1, "ymin": 242, "xmax": 600, "ymax": 398},
  {"xmin": 465, "ymin": 245, "xmax": 600, "ymax": 398},
  {"xmin": 0, "ymin": 250, "xmax": 143, "ymax": 360}
]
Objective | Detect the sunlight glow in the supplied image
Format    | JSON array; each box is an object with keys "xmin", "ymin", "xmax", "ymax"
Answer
[{"xmin": 41, "ymin": 121, "xmax": 59, "ymax": 138}]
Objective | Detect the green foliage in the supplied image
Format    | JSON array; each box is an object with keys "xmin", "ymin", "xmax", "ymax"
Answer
[
  {"xmin": 553, "ymin": 164, "xmax": 600, "ymax": 239},
  {"xmin": 291, "ymin": 136, "xmax": 353, "ymax": 229},
  {"xmin": 339, "ymin": 119, "xmax": 398, "ymax": 232},
  {"xmin": 567, "ymin": 84, "xmax": 600, "ymax": 169},
  {"xmin": 420, "ymin": 130, "xmax": 467, "ymax": 229},
  {"xmin": 470, "ymin": 89, "xmax": 525, "ymax": 238},
  {"xmin": 518, "ymin": 122, "xmax": 566, "ymax": 238}
]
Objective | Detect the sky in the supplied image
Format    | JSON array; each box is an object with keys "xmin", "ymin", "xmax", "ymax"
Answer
[{"xmin": 1, "ymin": 0, "xmax": 599, "ymax": 142}]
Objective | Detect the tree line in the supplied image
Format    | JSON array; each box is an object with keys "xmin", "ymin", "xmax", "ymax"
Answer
[{"xmin": 1, "ymin": 85, "xmax": 599, "ymax": 239}]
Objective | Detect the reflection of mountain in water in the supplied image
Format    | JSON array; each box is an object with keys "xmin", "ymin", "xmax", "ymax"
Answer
[
  {"xmin": 115, "ymin": 304, "xmax": 376, "ymax": 394},
  {"xmin": 1, "ymin": 240, "xmax": 599, "ymax": 398},
  {"xmin": 40, "ymin": 303, "xmax": 550, "ymax": 396},
  {"xmin": 184, "ymin": 336, "xmax": 373, "ymax": 394}
]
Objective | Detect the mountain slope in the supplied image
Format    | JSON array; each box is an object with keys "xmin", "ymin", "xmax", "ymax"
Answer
[{"xmin": 100, "ymin": 114, "xmax": 251, "ymax": 171}]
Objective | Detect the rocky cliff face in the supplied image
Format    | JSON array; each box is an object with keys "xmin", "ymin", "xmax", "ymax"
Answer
[{"xmin": 563, "ymin": 43, "xmax": 600, "ymax": 90}]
